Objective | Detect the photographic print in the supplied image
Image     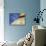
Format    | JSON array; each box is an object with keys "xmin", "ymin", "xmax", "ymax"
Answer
[{"xmin": 9, "ymin": 13, "xmax": 26, "ymax": 26}]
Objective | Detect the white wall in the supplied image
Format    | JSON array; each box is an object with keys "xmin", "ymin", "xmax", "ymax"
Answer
[
  {"xmin": 40, "ymin": 0, "xmax": 46, "ymax": 27},
  {"xmin": 0, "ymin": 0, "xmax": 4, "ymax": 42}
]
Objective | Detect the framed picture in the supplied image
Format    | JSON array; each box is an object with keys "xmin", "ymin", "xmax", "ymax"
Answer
[{"xmin": 9, "ymin": 13, "xmax": 26, "ymax": 26}]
